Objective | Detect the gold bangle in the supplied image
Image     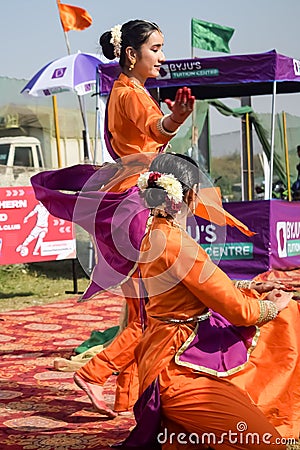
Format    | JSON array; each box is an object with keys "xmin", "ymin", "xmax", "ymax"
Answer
[
  {"xmin": 256, "ymin": 300, "xmax": 278, "ymax": 324},
  {"xmin": 234, "ymin": 280, "xmax": 252, "ymax": 289},
  {"xmin": 257, "ymin": 300, "xmax": 267, "ymax": 323},
  {"xmin": 157, "ymin": 115, "xmax": 178, "ymax": 137},
  {"xmin": 265, "ymin": 301, "xmax": 279, "ymax": 321}
]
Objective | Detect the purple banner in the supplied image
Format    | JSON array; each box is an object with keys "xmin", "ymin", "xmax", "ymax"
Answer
[
  {"xmin": 191, "ymin": 200, "xmax": 300, "ymax": 280},
  {"xmin": 98, "ymin": 50, "xmax": 300, "ymax": 98},
  {"xmin": 270, "ymin": 199, "xmax": 300, "ymax": 269},
  {"xmin": 190, "ymin": 200, "xmax": 270, "ymax": 280}
]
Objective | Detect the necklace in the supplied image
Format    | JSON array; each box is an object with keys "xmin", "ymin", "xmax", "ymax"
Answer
[
  {"xmin": 131, "ymin": 80, "xmax": 149, "ymax": 94},
  {"xmin": 148, "ymin": 212, "xmax": 186, "ymax": 233},
  {"xmin": 171, "ymin": 218, "xmax": 186, "ymax": 232}
]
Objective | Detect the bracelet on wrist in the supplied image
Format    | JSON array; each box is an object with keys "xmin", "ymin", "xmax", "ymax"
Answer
[
  {"xmin": 234, "ymin": 280, "xmax": 252, "ymax": 290},
  {"xmin": 256, "ymin": 300, "xmax": 278, "ymax": 324},
  {"xmin": 157, "ymin": 116, "xmax": 178, "ymax": 137}
]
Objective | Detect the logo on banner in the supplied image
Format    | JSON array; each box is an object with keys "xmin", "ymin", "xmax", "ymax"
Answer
[
  {"xmin": 276, "ymin": 221, "xmax": 287, "ymax": 258},
  {"xmin": 158, "ymin": 61, "xmax": 219, "ymax": 81},
  {"xmin": 158, "ymin": 64, "xmax": 171, "ymax": 79},
  {"xmin": 276, "ymin": 221, "xmax": 300, "ymax": 257},
  {"xmin": 293, "ymin": 59, "xmax": 300, "ymax": 76}
]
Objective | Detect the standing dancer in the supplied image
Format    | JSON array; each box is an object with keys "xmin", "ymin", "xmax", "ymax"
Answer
[
  {"xmin": 32, "ymin": 19, "xmax": 195, "ymax": 417},
  {"xmin": 73, "ymin": 19, "xmax": 195, "ymax": 417},
  {"xmin": 31, "ymin": 19, "xmax": 253, "ymax": 417}
]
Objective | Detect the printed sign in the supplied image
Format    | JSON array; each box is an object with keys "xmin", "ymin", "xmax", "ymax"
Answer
[
  {"xmin": 293, "ymin": 59, "xmax": 300, "ymax": 76},
  {"xmin": 0, "ymin": 186, "xmax": 76, "ymax": 265},
  {"xmin": 201, "ymin": 242, "xmax": 253, "ymax": 260},
  {"xmin": 190, "ymin": 200, "xmax": 271, "ymax": 279},
  {"xmin": 271, "ymin": 200, "xmax": 300, "ymax": 268},
  {"xmin": 192, "ymin": 199, "xmax": 300, "ymax": 279},
  {"xmin": 157, "ymin": 61, "xmax": 219, "ymax": 81}
]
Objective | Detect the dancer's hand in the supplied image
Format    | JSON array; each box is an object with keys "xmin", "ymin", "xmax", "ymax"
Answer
[
  {"xmin": 164, "ymin": 86, "xmax": 195, "ymax": 125},
  {"xmin": 251, "ymin": 280, "xmax": 288, "ymax": 294},
  {"xmin": 266, "ymin": 289, "xmax": 293, "ymax": 312}
]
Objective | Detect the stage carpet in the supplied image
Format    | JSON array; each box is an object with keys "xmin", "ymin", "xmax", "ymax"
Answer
[
  {"xmin": 0, "ymin": 269, "xmax": 300, "ymax": 450},
  {"xmin": 0, "ymin": 292, "xmax": 134, "ymax": 450}
]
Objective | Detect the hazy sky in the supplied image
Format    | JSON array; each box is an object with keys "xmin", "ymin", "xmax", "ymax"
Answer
[{"xmin": 1, "ymin": 0, "xmax": 300, "ymax": 133}]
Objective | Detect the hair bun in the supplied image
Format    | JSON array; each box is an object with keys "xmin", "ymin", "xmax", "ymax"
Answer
[
  {"xmin": 143, "ymin": 187, "xmax": 166, "ymax": 208},
  {"xmin": 99, "ymin": 31, "xmax": 116, "ymax": 60}
]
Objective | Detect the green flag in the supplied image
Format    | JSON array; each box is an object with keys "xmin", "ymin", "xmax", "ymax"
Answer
[{"xmin": 191, "ymin": 18, "xmax": 234, "ymax": 53}]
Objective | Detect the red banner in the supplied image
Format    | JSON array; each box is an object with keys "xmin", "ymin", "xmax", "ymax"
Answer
[{"xmin": 0, "ymin": 186, "xmax": 76, "ymax": 265}]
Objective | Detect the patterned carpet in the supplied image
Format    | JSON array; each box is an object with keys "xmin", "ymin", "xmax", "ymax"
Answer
[
  {"xmin": 1, "ymin": 270, "xmax": 300, "ymax": 450},
  {"xmin": 0, "ymin": 292, "xmax": 134, "ymax": 450}
]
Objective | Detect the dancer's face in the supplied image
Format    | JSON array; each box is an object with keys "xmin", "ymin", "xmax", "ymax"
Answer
[{"xmin": 134, "ymin": 31, "xmax": 165, "ymax": 82}]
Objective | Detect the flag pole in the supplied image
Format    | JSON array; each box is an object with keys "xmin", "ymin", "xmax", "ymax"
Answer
[
  {"xmin": 191, "ymin": 19, "xmax": 194, "ymax": 59},
  {"xmin": 56, "ymin": 0, "xmax": 92, "ymax": 162},
  {"xmin": 55, "ymin": 0, "xmax": 94, "ymax": 273},
  {"xmin": 51, "ymin": 0, "xmax": 64, "ymax": 167},
  {"xmin": 191, "ymin": 19, "xmax": 211, "ymax": 173},
  {"xmin": 63, "ymin": 30, "xmax": 71, "ymax": 55}
]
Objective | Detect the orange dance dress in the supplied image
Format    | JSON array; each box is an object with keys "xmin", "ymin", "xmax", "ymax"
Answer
[
  {"xmin": 133, "ymin": 216, "xmax": 300, "ymax": 448},
  {"xmin": 76, "ymin": 73, "xmax": 173, "ymax": 411}
]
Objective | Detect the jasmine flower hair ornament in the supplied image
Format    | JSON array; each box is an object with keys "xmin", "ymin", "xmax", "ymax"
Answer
[
  {"xmin": 137, "ymin": 171, "xmax": 183, "ymax": 215},
  {"xmin": 110, "ymin": 24, "xmax": 122, "ymax": 58}
]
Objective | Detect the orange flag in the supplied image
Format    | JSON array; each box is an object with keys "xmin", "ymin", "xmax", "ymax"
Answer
[
  {"xmin": 196, "ymin": 187, "xmax": 256, "ymax": 237},
  {"xmin": 57, "ymin": 2, "xmax": 92, "ymax": 32}
]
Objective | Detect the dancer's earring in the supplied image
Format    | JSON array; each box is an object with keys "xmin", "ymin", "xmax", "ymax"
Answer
[{"xmin": 129, "ymin": 58, "xmax": 136, "ymax": 71}]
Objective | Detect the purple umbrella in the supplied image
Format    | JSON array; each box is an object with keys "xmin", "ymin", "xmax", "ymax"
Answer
[
  {"xmin": 21, "ymin": 52, "xmax": 103, "ymax": 161},
  {"xmin": 21, "ymin": 51, "xmax": 102, "ymax": 97}
]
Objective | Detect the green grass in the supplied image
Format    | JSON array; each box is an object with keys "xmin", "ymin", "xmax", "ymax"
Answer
[{"xmin": 0, "ymin": 260, "xmax": 89, "ymax": 311}]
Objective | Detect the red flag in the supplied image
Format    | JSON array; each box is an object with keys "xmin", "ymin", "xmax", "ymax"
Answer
[{"xmin": 57, "ymin": 2, "xmax": 92, "ymax": 32}]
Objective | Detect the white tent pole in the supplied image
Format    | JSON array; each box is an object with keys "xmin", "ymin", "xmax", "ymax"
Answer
[
  {"xmin": 99, "ymin": 98, "xmax": 107, "ymax": 163},
  {"xmin": 261, "ymin": 151, "xmax": 270, "ymax": 198},
  {"xmin": 93, "ymin": 67, "xmax": 100, "ymax": 164},
  {"xmin": 95, "ymin": 66, "xmax": 110, "ymax": 163},
  {"xmin": 268, "ymin": 81, "xmax": 277, "ymax": 199}
]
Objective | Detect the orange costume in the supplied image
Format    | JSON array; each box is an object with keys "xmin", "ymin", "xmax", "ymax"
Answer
[
  {"xmin": 76, "ymin": 73, "xmax": 255, "ymax": 413},
  {"xmin": 76, "ymin": 73, "xmax": 174, "ymax": 412},
  {"xmin": 132, "ymin": 216, "xmax": 300, "ymax": 448}
]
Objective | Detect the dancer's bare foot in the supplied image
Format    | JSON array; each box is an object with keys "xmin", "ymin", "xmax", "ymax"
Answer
[
  {"xmin": 116, "ymin": 410, "xmax": 134, "ymax": 417},
  {"xmin": 73, "ymin": 373, "xmax": 117, "ymax": 418}
]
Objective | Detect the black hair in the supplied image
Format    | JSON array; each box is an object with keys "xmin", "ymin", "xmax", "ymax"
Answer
[
  {"xmin": 99, "ymin": 19, "xmax": 161, "ymax": 67},
  {"xmin": 142, "ymin": 153, "xmax": 200, "ymax": 210}
]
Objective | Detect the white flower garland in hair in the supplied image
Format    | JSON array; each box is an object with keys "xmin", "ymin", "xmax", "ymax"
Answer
[
  {"xmin": 137, "ymin": 171, "xmax": 183, "ymax": 205},
  {"xmin": 110, "ymin": 24, "xmax": 122, "ymax": 58}
]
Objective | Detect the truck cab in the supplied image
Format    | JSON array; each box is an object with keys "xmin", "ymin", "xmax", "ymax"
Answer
[
  {"xmin": 0, "ymin": 136, "xmax": 44, "ymax": 169},
  {"xmin": 0, "ymin": 136, "xmax": 45, "ymax": 186}
]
